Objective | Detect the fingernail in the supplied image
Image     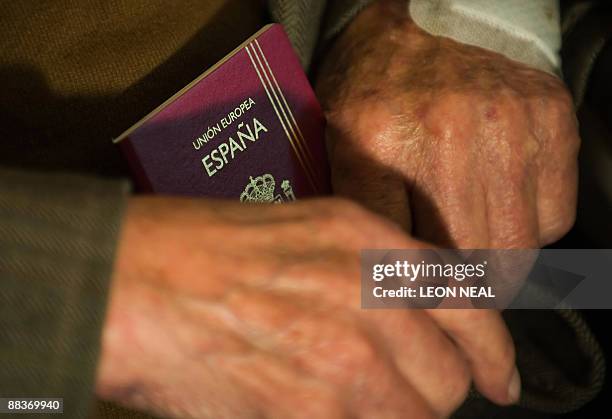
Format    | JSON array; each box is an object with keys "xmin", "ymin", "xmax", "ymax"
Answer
[{"xmin": 507, "ymin": 367, "xmax": 521, "ymax": 404}]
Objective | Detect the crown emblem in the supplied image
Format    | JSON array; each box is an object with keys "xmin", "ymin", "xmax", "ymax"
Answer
[
  {"xmin": 240, "ymin": 174, "xmax": 276, "ymax": 203},
  {"xmin": 240, "ymin": 173, "xmax": 296, "ymax": 203}
]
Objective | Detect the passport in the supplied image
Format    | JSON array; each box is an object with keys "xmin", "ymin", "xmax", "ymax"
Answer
[{"xmin": 114, "ymin": 24, "xmax": 329, "ymax": 203}]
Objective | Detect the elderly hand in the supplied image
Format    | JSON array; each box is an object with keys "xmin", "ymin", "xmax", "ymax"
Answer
[
  {"xmin": 96, "ymin": 196, "xmax": 518, "ymax": 418},
  {"xmin": 316, "ymin": 0, "xmax": 579, "ymax": 249}
]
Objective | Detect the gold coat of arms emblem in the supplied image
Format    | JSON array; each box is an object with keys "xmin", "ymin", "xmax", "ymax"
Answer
[{"xmin": 240, "ymin": 173, "xmax": 296, "ymax": 203}]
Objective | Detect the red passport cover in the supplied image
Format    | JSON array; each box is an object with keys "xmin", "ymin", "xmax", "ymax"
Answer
[{"xmin": 114, "ymin": 24, "xmax": 329, "ymax": 202}]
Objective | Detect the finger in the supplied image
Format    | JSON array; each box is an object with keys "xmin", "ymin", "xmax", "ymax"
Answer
[
  {"xmin": 484, "ymin": 139, "xmax": 540, "ymax": 249},
  {"xmin": 362, "ymin": 309, "xmax": 471, "ymax": 417},
  {"xmin": 225, "ymin": 289, "xmax": 437, "ymax": 418},
  {"xmin": 408, "ymin": 122, "xmax": 489, "ymax": 247},
  {"xmin": 427, "ymin": 309, "xmax": 519, "ymax": 406},
  {"xmin": 537, "ymin": 154, "xmax": 578, "ymax": 245},
  {"xmin": 327, "ymin": 126, "xmax": 412, "ymax": 231},
  {"xmin": 349, "ymin": 353, "xmax": 438, "ymax": 419},
  {"xmin": 411, "ymin": 174, "xmax": 489, "ymax": 248},
  {"xmin": 535, "ymin": 105, "xmax": 580, "ymax": 245},
  {"xmin": 478, "ymin": 130, "xmax": 540, "ymax": 306},
  {"xmin": 220, "ymin": 352, "xmax": 346, "ymax": 419}
]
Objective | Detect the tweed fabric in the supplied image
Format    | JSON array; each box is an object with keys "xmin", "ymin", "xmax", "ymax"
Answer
[
  {"xmin": 0, "ymin": 168, "xmax": 128, "ymax": 418},
  {"xmin": 267, "ymin": 0, "xmax": 327, "ymax": 68}
]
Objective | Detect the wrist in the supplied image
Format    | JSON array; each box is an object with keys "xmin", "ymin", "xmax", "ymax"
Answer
[{"xmin": 95, "ymin": 198, "xmax": 165, "ymax": 409}]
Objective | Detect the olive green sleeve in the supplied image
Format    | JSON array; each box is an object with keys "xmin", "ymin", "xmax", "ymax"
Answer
[{"xmin": 0, "ymin": 168, "xmax": 129, "ymax": 418}]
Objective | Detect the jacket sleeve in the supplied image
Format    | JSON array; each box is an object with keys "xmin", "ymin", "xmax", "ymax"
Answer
[{"xmin": 0, "ymin": 167, "xmax": 129, "ymax": 418}]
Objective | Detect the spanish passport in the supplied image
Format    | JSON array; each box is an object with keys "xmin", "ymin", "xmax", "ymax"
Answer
[{"xmin": 114, "ymin": 24, "xmax": 329, "ymax": 203}]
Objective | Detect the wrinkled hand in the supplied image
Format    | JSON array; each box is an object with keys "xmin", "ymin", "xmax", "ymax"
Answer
[
  {"xmin": 96, "ymin": 197, "xmax": 519, "ymax": 418},
  {"xmin": 316, "ymin": 0, "xmax": 580, "ymax": 248}
]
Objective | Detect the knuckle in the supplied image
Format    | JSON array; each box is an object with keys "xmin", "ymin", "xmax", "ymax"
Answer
[
  {"xmin": 424, "ymin": 92, "xmax": 477, "ymax": 137},
  {"xmin": 322, "ymin": 324, "xmax": 378, "ymax": 375},
  {"xmin": 537, "ymin": 88, "xmax": 576, "ymax": 138},
  {"xmin": 497, "ymin": 86, "xmax": 523, "ymax": 104},
  {"xmin": 294, "ymin": 319, "xmax": 380, "ymax": 386},
  {"xmin": 341, "ymin": 327, "xmax": 378, "ymax": 366}
]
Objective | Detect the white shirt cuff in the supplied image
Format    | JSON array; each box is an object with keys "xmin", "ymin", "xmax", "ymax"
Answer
[{"xmin": 409, "ymin": 0, "xmax": 561, "ymax": 74}]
